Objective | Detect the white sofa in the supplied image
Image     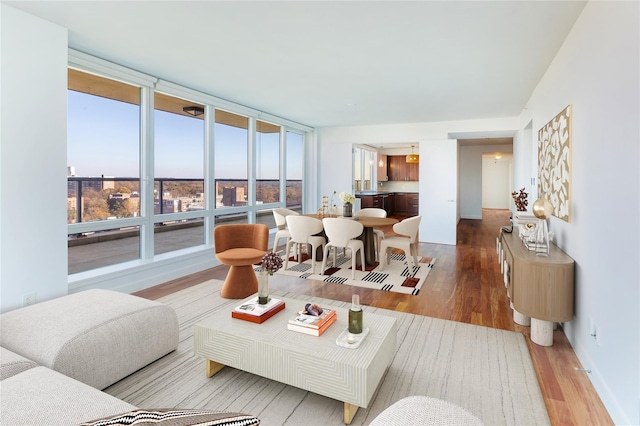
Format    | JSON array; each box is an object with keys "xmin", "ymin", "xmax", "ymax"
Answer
[{"xmin": 0, "ymin": 289, "xmax": 259, "ymax": 425}]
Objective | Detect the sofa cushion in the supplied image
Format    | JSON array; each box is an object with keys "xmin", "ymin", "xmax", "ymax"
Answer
[
  {"xmin": 0, "ymin": 366, "xmax": 137, "ymax": 425},
  {"xmin": 0, "ymin": 289, "xmax": 179, "ymax": 390},
  {"xmin": 0, "ymin": 346, "xmax": 38, "ymax": 380},
  {"xmin": 79, "ymin": 409, "xmax": 261, "ymax": 426}
]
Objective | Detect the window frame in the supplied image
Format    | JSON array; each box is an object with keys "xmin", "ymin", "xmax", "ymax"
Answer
[{"xmin": 67, "ymin": 49, "xmax": 312, "ymax": 280}]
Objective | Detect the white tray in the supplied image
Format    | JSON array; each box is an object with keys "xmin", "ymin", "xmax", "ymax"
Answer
[{"xmin": 336, "ymin": 327, "xmax": 370, "ymax": 349}]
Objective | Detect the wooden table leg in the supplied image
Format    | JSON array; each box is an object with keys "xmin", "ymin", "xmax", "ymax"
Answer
[
  {"xmin": 205, "ymin": 359, "xmax": 225, "ymax": 377},
  {"xmin": 343, "ymin": 402, "xmax": 359, "ymax": 424}
]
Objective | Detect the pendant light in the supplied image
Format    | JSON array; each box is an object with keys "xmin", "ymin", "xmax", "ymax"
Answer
[{"xmin": 406, "ymin": 145, "xmax": 419, "ymax": 163}]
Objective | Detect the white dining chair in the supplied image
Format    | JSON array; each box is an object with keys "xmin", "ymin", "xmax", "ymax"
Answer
[
  {"xmin": 272, "ymin": 208, "xmax": 299, "ymax": 253},
  {"xmin": 354, "ymin": 208, "xmax": 387, "ymax": 260},
  {"xmin": 321, "ymin": 218, "xmax": 365, "ymax": 279},
  {"xmin": 284, "ymin": 215, "xmax": 326, "ymax": 274},
  {"xmin": 379, "ymin": 215, "xmax": 422, "ymax": 272}
]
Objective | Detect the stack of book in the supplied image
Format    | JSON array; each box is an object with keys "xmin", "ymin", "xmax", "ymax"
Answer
[
  {"xmin": 521, "ymin": 238, "xmax": 547, "ymax": 251},
  {"xmin": 231, "ymin": 298, "xmax": 285, "ymax": 324},
  {"xmin": 287, "ymin": 308, "xmax": 337, "ymax": 336}
]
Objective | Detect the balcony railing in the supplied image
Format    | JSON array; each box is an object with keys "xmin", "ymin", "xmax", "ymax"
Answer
[
  {"xmin": 67, "ymin": 177, "xmax": 302, "ymax": 224},
  {"xmin": 67, "ymin": 177, "xmax": 302, "ymax": 274}
]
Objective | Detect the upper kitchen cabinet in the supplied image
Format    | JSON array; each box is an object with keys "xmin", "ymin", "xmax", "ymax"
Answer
[
  {"xmin": 388, "ymin": 155, "xmax": 419, "ymax": 181},
  {"xmin": 377, "ymin": 154, "xmax": 388, "ymax": 181}
]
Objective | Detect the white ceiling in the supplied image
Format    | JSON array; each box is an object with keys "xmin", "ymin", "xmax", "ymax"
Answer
[{"xmin": 5, "ymin": 1, "xmax": 587, "ymax": 129}]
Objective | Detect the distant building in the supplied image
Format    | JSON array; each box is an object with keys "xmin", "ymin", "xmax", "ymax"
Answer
[
  {"xmin": 221, "ymin": 186, "xmax": 246, "ymax": 207},
  {"xmin": 154, "ymin": 198, "xmax": 181, "ymax": 214}
]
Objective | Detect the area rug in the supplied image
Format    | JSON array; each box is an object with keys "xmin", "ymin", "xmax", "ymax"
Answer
[
  {"xmin": 105, "ymin": 280, "xmax": 550, "ymax": 426},
  {"xmin": 263, "ymin": 251, "xmax": 435, "ymax": 295}
]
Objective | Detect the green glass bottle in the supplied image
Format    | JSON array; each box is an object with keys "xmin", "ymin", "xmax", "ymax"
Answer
[{"xmin": 348, "ymin": 294, "xmax": 363, "ymax": 334}]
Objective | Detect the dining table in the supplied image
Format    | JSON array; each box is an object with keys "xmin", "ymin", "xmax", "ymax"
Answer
[{"xmin": 302, "ymin": 214, "xmax": 399, "ymax": 266}]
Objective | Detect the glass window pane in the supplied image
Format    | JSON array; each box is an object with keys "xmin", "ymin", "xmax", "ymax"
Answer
[
  {"xmin": 215, "ymin": 212, "xmax": 248, "ymax": 226},
  {"xmin": 256, "ymin": 120, "xmax": 280, "ymax": 204},
  {"xmin": 257, "ymin": 208, "xmax": 277, "ymax": 229},
  {"xmin": 68, "ymin": 226, "xmax": 140, "ymax": 274},
  {"xmin": 68, "ymin": 70, "xmax": 141, "ymax": 223},
  {"xmin": 353, "ymin": 147, "xmax": 363, "ymax": 192},
  {"xmin": 286, "ymin": 131, "xmax": 303, "ymax": 209},
  {"xmin": 215, "ymin": 110, "xmax": 248, "ymax": 208},
  {"xmin": 154, "ymin": 93, "xmax": 205, "ymax": 216},
  {"xmin": 154, "ymin": 218, "xmax": 204, "ymax": 255}
]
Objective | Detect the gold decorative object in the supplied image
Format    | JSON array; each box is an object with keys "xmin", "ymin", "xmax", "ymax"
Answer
[
  {"xmin": 532, "ymin": 198, "xmax": 553, "ymax": 219},
  {"xmin": 532, "ymin": 198, "xmax": 553, "ymax": 257},
  {"xmin": 538, "ymin": 104, "xmax": 572, "ymax": 222}
]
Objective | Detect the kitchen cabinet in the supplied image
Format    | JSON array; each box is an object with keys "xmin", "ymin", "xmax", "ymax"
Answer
[
  {"xmin": 377, "ymin": 154, "xmax": 388, "ymax": 181},
  {"xmin": 394, "ymin": 193, "xmax": 408, "ymax": 214},
  {"xmin": 357, "ymin": 195, "xmax": 382, "ymax": 209},
  {"xmin": 387, "ymin": 156, "xmax": 419, "ymax": 181},
  {"xmin": 387, "ymin": 193, "xmax": 395, "ymax": 215},
  {"xmin": 392, "ymin": 193, "xmax": 419, "ymax": 216}
]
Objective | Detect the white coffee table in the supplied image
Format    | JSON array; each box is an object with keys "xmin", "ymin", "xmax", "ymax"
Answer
[{"xmin": 193, "ymin": 295, "xmax": 397, "ymax": 424}]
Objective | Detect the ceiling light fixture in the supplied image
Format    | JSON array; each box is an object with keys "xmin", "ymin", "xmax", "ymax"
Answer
[
  {"xmin": 183, "ymin": 106, "xmax": 204, "ymax": 117},
  {"xmin": 406, "ymin": 145, "xmax": 419, "ymax": 163}
]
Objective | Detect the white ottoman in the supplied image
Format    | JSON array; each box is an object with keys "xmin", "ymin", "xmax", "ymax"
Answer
[
  {"xmin": 0, "ymin": 289, "xmax": 178, "ymax": 390},
  {"xmin": 370, "ymin": 395, "xmax": 483, "ymax": 426}
]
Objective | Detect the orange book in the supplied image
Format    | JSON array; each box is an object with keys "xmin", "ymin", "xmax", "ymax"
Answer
[
  {"xmin": 287, "ymin": 314, "xmax": 337, "ymax": 336},
  {"xmin": 287, "ymin": 308, "xmax": 336, "ymax": 329}
]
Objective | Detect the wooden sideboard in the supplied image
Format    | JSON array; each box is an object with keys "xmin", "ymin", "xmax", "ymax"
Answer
[{"xmin": 499, "ymin": 230, "xmax": 575, "ymax": 346}]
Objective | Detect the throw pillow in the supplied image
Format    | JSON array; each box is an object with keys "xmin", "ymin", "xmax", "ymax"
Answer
[{"xmin": 79, "ymin": 409, "xmax": 260, "ymax": 426}]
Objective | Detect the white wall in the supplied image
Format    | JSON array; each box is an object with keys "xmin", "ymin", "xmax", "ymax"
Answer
[
  {"xmin": 459, "ymin": 144, "xmax": 513, "ymax": 219},
  {"xmin": 0, "ymin": 5, "xmax": 68, "ymax": 312},
  {"xmin": 519, "ymin": 2, "xmax": 639, "ymax": 423},
  {"xmin": 481, "ymin": 157, "xmax": 511, "ymax": 209}
]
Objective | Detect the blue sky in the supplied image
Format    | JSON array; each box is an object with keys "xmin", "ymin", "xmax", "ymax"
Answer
[{"xmin": 68, "ymin": 91, "xmax": 303, "ymax": 179}]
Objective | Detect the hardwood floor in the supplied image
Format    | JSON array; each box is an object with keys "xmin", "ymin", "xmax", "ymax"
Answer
[{"xmin": 135, "ymin": 209, "xmax": 613, "ymax": 426}]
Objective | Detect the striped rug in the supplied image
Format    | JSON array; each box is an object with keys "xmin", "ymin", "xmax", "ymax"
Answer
[
  {"xmin": 105, "ymin": 280, "xmax": 550, "ymax": 426},
  {"xmin": 265, "ymin": 252, "xmax": 435, "ymax": 295}
]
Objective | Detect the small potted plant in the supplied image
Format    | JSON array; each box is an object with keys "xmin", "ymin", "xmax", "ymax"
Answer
[{"xmin": 258, "ymin": 252, "xmax": 283, "ymax": 304}]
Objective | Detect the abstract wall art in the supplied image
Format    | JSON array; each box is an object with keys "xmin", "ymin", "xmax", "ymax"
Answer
[{"xmin": 537, "ymin": 104, "xmax": 572, "ymax": 222}]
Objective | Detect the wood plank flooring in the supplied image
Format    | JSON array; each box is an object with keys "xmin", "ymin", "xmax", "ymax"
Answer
[{"xmin": 135, "ymin": 209, "xmax": 613, "ymax": 426}]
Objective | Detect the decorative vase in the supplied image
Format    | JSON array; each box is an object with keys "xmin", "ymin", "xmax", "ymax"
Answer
[
  {"xmin": 258, "ymin": 269, "xmax": 269, "ymax": 304},
  {"xmin": 343, "ymin": 202, "xmax": 353, "ymax": 217}
]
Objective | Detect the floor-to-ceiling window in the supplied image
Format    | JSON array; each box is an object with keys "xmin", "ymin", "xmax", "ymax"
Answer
[
  {"xmin": 214, "ymin": 109, "xmax": 249, "ymax": 226},
  {"xmin": 353, "ymin": 146, "xmax": 374, "ymax": 192},
  {"xmin": 67, "ymin": 69, "xmax": 142, "ymax": 273},
  {"xmin": 67, "ymin": 54, "xmax": 311, "ymax": 278},
  {"xmin": 154, "ymin": 93, "xmax": 206, "ymax": 255},
  {"xmin": 286, "ymin": 131, "xmax": 303, "ymax": 211}
]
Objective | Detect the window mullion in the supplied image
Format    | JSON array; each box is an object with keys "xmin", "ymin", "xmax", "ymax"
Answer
[
  {"xmin": 204, "ymin": 106, "xmax": 215, "ymax": 245},
  {"xmin": 139, "ymin": 85, "xmax": 155, "ymax": 260},
  {"xmin": 247, "ymin": 117, "xmax": 257, "ymax": 223}
]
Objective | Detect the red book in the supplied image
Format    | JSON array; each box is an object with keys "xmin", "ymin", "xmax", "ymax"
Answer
[
  {"xmin": 231, "ymin": 298, "xmax": 286, "ymax": 324},
  {"xmin": 287, "ymin": 314, "xmax": 337, "ymax": 336}
]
